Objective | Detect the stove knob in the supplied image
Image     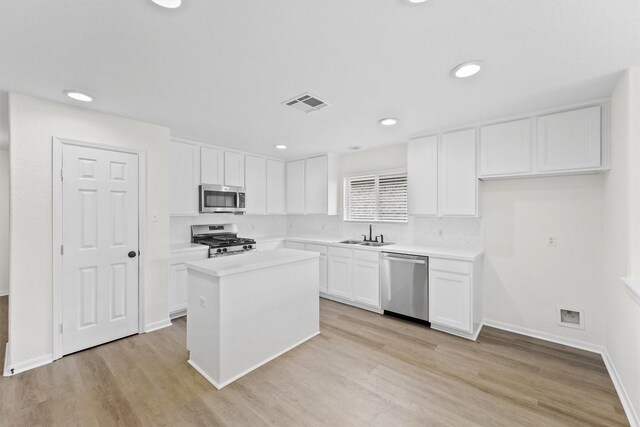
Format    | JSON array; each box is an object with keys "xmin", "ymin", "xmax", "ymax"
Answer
[
  {"xmin": 216, "ymin": 248, "xmax": 222, "ymax": 253},
  {"xmin": 222, "ymin": 248, "xmax": 227, "ymax": 253},
  {"xmin": 247, "ymin": 245, "xmax": 253, "ymax": 249},
  {"xmin": 243, "ymin": 245, "xmax": 248, "ymax": 250}
]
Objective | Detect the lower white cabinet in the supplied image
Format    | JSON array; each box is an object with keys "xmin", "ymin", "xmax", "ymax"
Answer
[
  {"xmin": 169, "ymin": 248, "xmax": 208, "ymax": 318},
  {"xmin": 353, "ymin": 259, "xmax": 380, "ymax": 307},
  {"xmin": 305, "ymin": 244, "xmax": 327, "ymax": 293},
  {"xmin": 428, "ymin": 257, "xmax": 481, "ymax": 339},
  {"xmin": 327, "ymin": 254, "xmax": 352, "ymax": 299}
]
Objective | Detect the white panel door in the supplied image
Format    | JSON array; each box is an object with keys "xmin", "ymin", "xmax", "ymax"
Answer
[
  {"xmin": 305, "ymin": 155, "xmax": 328, "ymax": 214},
  {"xmin": 286, "ymin": 160, "xmax": 305, "ymax": 214},
  {"xmin": 536, "ymin": 106, "xmax": 601, "ymax": 172},
  {"xmin": 479, "ymin": 119, "xmax": 532, "ymax": 177},
  {"xmin": 266, "ymin": 159, "xmax": 285, "ymax": 214},
  {"xmin": 438, "ymin": 129, "xmax": 477, "ymax": 216},
  {"xmin": 169, "ymin": 140, "xmax": 198, "ymax": 215},
  {"xmin": 62, "ymin": 145, "xmax": 139, "ymax": 355},
  {"xmin": 201, "ymin": 146, "xmax": 224, "ymax": 185},
  {"xmin": 245, "ymin": 156, "xmax": 267, "ymax": 214},
  {"xmin": 327, "ymin": 256, "xmax": 352, "ymax": 299},
  {"xmin": 353, "ymin": 260, "xmax": 380, "ymax": 307},
  {"xmin": 407, "ymin": 136, "xmax": 438, "ymax": 215},
  {"xmin": 224, "ymin": 151, "xmax": 245, "ymax": 187},
  {"xmin": 429, "ymin": 270, "xmax": 471, "ymax": 333}
]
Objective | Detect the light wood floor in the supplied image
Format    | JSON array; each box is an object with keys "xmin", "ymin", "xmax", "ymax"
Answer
[{"xmin": 0, "ymin": 296, "xmax": 628, "ymax": 426}]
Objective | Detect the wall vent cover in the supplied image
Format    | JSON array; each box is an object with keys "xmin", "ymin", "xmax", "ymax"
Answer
[{"xmin": 283, "ymin": 93, "xmax": 329, "ymax": 113}]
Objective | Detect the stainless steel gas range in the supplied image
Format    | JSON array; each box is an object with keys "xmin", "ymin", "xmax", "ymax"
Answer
[{"xmin": 191, "ymin": 223, "xmax": 257, "ymax": 258}]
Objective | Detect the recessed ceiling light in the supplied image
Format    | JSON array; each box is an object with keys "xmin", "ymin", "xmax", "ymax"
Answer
[
  {"xmin": 451, "ymin": 61, "xmax": 482, "ymax": 78},
  {"xmin": 63, "ymin": 90, "xmax": 94, "ymax": 102},
  {"xmin": 379, "ymin": 117, "xmax": 399, "ymax": 126},
  {"xmin": 274, "ymin": 144, "xmax": 287, "ymax": 150},
  {"xmin": 151, "ymin": 0, "xmax": 182, "ymax": 8},
  {"xmin": 407, "ymin": 0, "xmax": 429, "ymax": 3}
]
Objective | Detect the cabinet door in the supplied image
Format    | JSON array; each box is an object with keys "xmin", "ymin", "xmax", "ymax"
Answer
[
  {"xmin": 245, "ymin": 156, "xmax": 267, "ymax": 214},
  {"xmin": 429, "ymin": 270, "xmax": 471, "ymax": 333},
  {"xmin": 305, "ymin": 155, "xmax": 328, "ymax": 214},
  {"xmin": 266, "ymin": 159, "xmax": 285, "ymax": 214},
  {"xmin": 353, "ymin": 260, "xmax": 380, "ymax": 308},
  {"xmin": 286, "ymin": 160, "xmax": 305, "ymax": 214},
  {"xmin": 327, "ymin": 256, "xmax": 352, "ymax": 299},
  {"xmin": 480, "ymin": 119, "xmax": 531, "ymax": 177},
  {"xmin": 319, "ymin": 255, "xmax": 328, "ymax": 294},
  {"xmin": 169, "ymin": 264, "xmax": 189, "ymax": 314},
  {"xmin": 169, "ymin": 141, "xmax": 198, "ymax": 215},
  {"xmin": 407, "ymin": 136, "xmax": 438, "ymax": 215},
  {"xmin": 201, "ymin": 146, "xmax": 224, "ymax": 185},
  {"xmin": 224, "ymin": 151, "xmax": 245, "ymax": 187},
  {"xmin": 536, "ymin": 106, "xmax": 601, "ymax": 172},
  {"xmin": 438, "ymin": 129, "xmax": 477, "ymax": 216}
]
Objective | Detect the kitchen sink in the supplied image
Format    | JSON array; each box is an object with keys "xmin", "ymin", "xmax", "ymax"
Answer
[
  {"xmin": 359, "ymin": 242, "xmax": 393, "ymax": 247},
  {"xmin": 338, "ymin": 239, "xmax": 364, "ymax": 244}
]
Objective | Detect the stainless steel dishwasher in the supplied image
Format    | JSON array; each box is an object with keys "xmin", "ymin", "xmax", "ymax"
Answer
[{"xmin": 380, "ymin": 252, "xmax": 429, "ymax": 323}]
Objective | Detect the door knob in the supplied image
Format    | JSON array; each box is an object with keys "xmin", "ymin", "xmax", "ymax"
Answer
[{"xmin": 128, "ymin": 251, "xmax": 137, "ymax": 258}]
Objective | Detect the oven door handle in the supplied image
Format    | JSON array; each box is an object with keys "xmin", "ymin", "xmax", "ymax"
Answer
[{"xmin": 382, "ymin": 256, "xmax": 426, "ymax": 265}]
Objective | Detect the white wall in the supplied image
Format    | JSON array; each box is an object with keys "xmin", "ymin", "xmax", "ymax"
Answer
[
  {"xmin": 0, "ymin": 150, "xmax": 8, "ymax": 296},
  {"xmin": 602, "ymin": 67, "xmax": 640, "ymax": 424},
  {"xmin": 481, "ymin": 175, "xmax": 605, "ymax": 346},
  {"xmin": 7, "ymin": 94, "xmax": 171, "ymax": 370}
]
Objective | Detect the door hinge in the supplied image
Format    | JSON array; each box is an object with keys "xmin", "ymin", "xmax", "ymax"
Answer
[
  {"xmin": 61, "ymin": 168, "xmax": 64, "ymax": 181},
  {"xmin": 60, "ymin": 323, "xmax": 63, "ymax": 333},
  {"xmin": 61, "ymin": 245, "xmax": 64, "ymax": 255}
]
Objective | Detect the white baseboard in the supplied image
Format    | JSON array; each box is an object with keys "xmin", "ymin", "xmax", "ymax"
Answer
[
  {"xmin": 4, "ymin": 349, "xmax": 53, "ymax": 377},
  {"xmin": 189, "ymin": 331, "xmax": 321, "ymax": 390},
  {"xmin": 2, "ymin": 342, "xmax": 10, "ymax": 376},
  {"xmin": 319, "ymin": 293, "xmax": 383, "ymax": 314},
  {"xmin": 0, "ymin": 290, "xmax": 8, "ymax": 297},
  {"xmin": 482, "ymin": 319, "xmax": 603, "ymax": 354},
  {"xmin": 144, "ymin": 318, "xmax": 172, "ymax": 333},
  {"xmin": 483, "ymin": 319, "xmax": 638, "ymax": 427},
  {"xmin": 601, "ymin": 347, "xmax": 639, "ymax": 427}
]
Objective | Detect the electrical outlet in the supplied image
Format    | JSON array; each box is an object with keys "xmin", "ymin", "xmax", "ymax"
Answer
[
  {"xmin": 199, "ymin": 297, "xmax": 206, "ymax": 308},
  {"xmin": 151, "ymin": 211, "xmax": 160, "ymax": 223},
  {"xmin": 547, "ymin": 235, "xmax": 556, "ymax": 246}
]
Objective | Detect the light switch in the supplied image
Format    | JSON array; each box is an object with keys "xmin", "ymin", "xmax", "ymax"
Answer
[{"xmin": 151, "ymin": 211, "xmax": 160, "ymax": 222}]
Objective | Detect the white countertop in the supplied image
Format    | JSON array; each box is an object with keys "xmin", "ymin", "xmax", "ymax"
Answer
[
  {"xmin": 186, "ymin": 248, "xmax": 319, "ymax": 277},
  {"xmin": 170, "ymin": 242, "xmax": 209, "ymax": 254},
  {"xmin": 281, "ymin": 235, "xmax": 484, "ymax": 261}
]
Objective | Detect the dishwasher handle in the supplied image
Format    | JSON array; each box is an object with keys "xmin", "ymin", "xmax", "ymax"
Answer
[{"xmin": 382, "ymin": 254, "xmax": 427, "ymax": 265}]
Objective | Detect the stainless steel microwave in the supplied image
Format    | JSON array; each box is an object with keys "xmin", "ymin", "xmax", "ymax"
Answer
[{"xmin": 199, "ymin": 184, "xmax": 246, "ymax": 214}]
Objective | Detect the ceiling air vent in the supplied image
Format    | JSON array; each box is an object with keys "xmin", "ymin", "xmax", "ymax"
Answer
[{"xmin": 283, "ymin": 93, "xmax": 329, "ymax": 113}]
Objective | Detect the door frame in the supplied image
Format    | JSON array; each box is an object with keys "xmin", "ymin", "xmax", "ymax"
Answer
[{"xmin": 51, "ymin": 137, "xmax": 147, "ymax": 360}]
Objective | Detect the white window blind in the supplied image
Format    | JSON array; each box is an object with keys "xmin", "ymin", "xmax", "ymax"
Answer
[{"xmin": 344, "ymin": 171, "xmax": 408, "ymax": 222}]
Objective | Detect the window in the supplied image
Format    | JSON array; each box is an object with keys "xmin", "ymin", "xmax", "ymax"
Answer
[{"xmin": 343, "ymin": 170, "xmax": 408, "ymax": 222}]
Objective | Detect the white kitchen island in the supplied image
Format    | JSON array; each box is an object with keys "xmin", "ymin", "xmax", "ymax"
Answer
[{"xmin": 185, "ymin": 248, "xmax": 320, "ymax": 389}]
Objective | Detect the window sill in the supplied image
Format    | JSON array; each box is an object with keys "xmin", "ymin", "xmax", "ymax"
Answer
[{"xmin": 343, "ymin": 220, "xmax": 408, "ymax": 224}]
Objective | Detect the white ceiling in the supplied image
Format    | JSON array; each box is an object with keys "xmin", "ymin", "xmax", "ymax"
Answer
[{"xmin": 0, "ymin": 0, "xmax": 638, "ymax": 157}]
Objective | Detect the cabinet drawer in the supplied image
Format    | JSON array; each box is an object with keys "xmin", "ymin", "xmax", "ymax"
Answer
[
  {"xmin": 284, "ymin": 241, "xmax": 306, "ymax": 250},
  {"xmin": 429, "ymin": 258, "xmax": 471, "ymax": 275},
  {"xmin": 354, "ymin": 249, "xmax": 379, "ymax": 263},
  {"xmin": 328, "ymin": 246, "xmax": 353, "ymax": 258},
  {"xmin": 305, "ymin": 243, "xmax": 328, "ymax": 254},
  {"xmin": 170, "ymin": 250, "xmax": 209, "ymax": 265}
]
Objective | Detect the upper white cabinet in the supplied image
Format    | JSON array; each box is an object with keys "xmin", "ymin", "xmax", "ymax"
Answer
[
  {"xmin": 438, "ymin": 129, "xmax": 477, "ymax": 216},
  {"xmin": 224, "ymin": 151, "xmax": 245, "ymax": 187},
  {"xmin": 305, "ymin": 155, "xmax": 328, "ymax": 214},
  {"xmin": 266, "ymin": 159, "xmax": 285, "ymax": 214},
  {"xmin": 245, "ymin": 156, "xmax": 267, "ymax": 214},
  {"xmin": 407, "ymin": 135, "xmax": 438, "ymax": 216},
  {"xmin": 286, "ymin": 154, "xmax": 338, "ymax": 215},
  {"xmin": 479, "ymin": 104, "xmax": 605, "ymax": 179},
  {"xmin": 536, "ymin": 106, "xmax": 601, "ymax": 172},
  {"xmin": 286, "ymin": 160, "xmax": 306, "ymax": 214},
  {"xmin": 479, "ymin": 119, "xmax": 532, "ymax": 177},
  {"xmin": 170, "ymin": 140, "xmax": 199, "ymax": 216},
  {"xmin": 201, "ymin": 146, "xmax": 224, "ymax": 185}
]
